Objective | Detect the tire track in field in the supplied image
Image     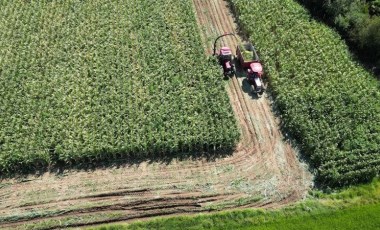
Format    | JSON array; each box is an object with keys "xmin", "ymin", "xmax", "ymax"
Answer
[{"xmin": 191, "ymin": 0, "xmax": 312, "ymax": 204}]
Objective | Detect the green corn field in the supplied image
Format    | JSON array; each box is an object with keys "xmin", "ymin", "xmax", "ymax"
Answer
[
  {"xmin": 0, "ymin": 0, "xmax": 240, "ymax": 174},
  {"xmin": 231, "ymin": 0, "xmax": 380, "ymax": 186}
]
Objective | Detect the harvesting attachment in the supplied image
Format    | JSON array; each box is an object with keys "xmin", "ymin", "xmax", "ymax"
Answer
[
  {"xmin": 236, "ymin": 42, "xmax": 265, "ymax": 95},
  {"xmin": 213, "ymin": 33, "xmax": 237, "ymax": 77}
]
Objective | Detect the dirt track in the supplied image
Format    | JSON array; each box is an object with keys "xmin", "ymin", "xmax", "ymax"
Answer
[{"xmin": 0, "ymin": 0, "xmax": 312, "ymax": 229}]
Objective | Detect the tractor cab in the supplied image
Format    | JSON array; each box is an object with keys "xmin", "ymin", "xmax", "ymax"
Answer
[
  {"xmin": 249, "ymin": 62, "xmax": 263, "ymax": 77},
  {"xmin": 219, "ymin": 47, "xmax": 233, "ymax": 61},
  {"xmin": 247, "ymin": 68, "xmax": 263, "ymax": 93}
]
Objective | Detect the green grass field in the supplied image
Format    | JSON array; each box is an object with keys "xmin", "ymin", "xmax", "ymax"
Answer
[
  {"xmin": 89, "ymin": 179, "xmax": 380, "ymax": 230},
  {"xmin": 247, "ymin": 204, "xmax": 380, "ymax": 230},
  {"xmin": 95, "ymin": 204, "xmax": 380, "ymax": 230}
]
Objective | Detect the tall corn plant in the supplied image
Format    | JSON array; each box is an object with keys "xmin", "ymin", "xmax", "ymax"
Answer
[
  {"xmin": 0, "ymin": 0, "xmax": 239, "ymax": 174},
  {"xmin": 231, "ymin": 0, "xmax": 380, "ymax": 187}
]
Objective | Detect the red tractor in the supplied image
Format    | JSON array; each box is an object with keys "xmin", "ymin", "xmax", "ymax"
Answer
[
  {"xmin": 218, "ymin": 47, "xmax": 234, "ymax": 76},
  {"xmin": 213, "ymin": 33, "xmax": 237, "ymax": 77},
  {"xmin": 236, "ymin": 43, "xmax": 265, "ymax": 94}
]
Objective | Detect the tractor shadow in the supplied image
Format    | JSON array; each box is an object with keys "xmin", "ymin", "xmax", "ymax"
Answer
[{"xmin": 241, "ymin": 79, "xmax": 260, "ymax": 100}]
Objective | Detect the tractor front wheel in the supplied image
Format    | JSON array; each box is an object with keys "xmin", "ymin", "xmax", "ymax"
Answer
[{"xmin": 251, "ymin": 85, "xmax": 256, "ymax": 93}]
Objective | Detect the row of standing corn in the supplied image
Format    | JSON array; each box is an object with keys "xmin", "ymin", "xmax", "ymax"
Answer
[
  {"xmin": 231, "ymin": 0, "xmax": 380, "ymax": 186},
  {"xmin": 0, "ymin": 0, "xmax": 240, "ymax": 174}
]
